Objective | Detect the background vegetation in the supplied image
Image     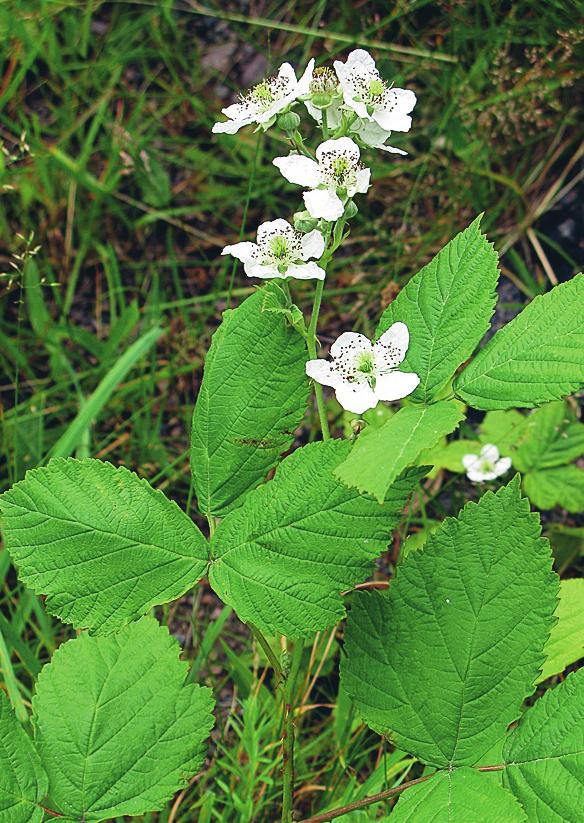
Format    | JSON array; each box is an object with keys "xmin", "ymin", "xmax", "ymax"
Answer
[{"xmin": 1, "ymin": 1, "xmax": 582, "ymax": 820}]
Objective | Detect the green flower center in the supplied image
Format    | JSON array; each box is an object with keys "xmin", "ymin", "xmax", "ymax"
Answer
[
  {"xmin": 252, "ymin": 81, "xmax": 275, "ymax": 105},
  {"xmin": 356, "ymin": 351, "xmax": 375, "ymax": 375},
  {"xmin": 270, "ymin": 236, "xmax": 290, "ymax": 260},
  {"xmin": 368, "ymin": 79, "xmax": 384, "ymax": 98}
]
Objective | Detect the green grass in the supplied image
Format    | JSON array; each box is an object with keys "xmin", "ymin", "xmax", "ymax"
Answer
[{"xmin": 0, "ymin": 1, "xmax": 582, "ymax": 820}]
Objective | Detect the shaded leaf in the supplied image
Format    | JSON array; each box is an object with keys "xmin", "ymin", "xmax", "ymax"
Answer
[
  {"xmin": 0, "ymin": 692, "xmax": 47, "ymax": 823},
  {"xmin": 538, "ymin": 579, "xmax": 584, "ymax": 682},
  {"xmin": 523, "ymin": 466, "xmax": 584, "ymax": 512}
]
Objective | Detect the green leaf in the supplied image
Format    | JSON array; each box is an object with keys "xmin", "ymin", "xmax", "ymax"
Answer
[
  {"xmin": 420, "ymin": 438, "xmax": 479, "ymax": 473},
  {"xmin": 454, "ymin": 274, "xmax": 584, "ymax": 409},
  {"xmin": 191, "ymin": 283, "xmax": 309, "ymax": 517},
  {"xmin": 479, "ymin": 409, "xmax": 527, "ymax": 455},
  {"xmin": 341, "ymin": 479, "xmax": 558, "ymax": 767},
  {"xmin": 503, "ymin": 668, "xmax": 584, "ymax": 822},
  {"xmin": 0, "ymin": 692, "xmax": 47, "ymax": 823},
  {"xmin": 33, "ymin": 617, "xmax": 215, "ymax": 821},
  {"xmin": 387, "ymin": 768, "xmax": 526, "ymax": 822},
  {"xmin": 513, "ymin": 402, "xmax": 584, "ymax": 471},
  {"xmin": 376, "ymin": 216, "xmax": 499, "ymax": 403},
  {"xmin": 538, "ymin": 579, "xmax": 584, "ymax": 682},
  {"xmin": 209, "ymin": 440, "xmax": 424, "ymax": 637},
  {"xmin": 1, "ymin": 458, "xmax": 209, "ymax": 632},
  {"xmin": 523, "ymin": 466, "xmax": 584, "ymax": 512},
  {"xmin": 334, "ymin": 401, "xmax": 464, "ymax": 502}
]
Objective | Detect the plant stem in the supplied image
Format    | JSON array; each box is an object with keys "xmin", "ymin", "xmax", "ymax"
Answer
[
  {"xmin": 299, "ymin": 765, "xmax": 505, "ymax": 822},
  {"xmin": 281, "ymin": 639, "xmax": 304, "ymax": 822},
  {"xmin": 249, "ymin": 624, "xmax": 283, "ymax": 684},
  {"xmin": 306, "ymin": 278, "xmax": 330, "ymax": 440},
  {"xmin": 322, "ymin": 108, "xmax": 329, "ymax": 139}
]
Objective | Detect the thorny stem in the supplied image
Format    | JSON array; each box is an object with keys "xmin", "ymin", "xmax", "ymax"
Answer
[
  {"xmin": 281, "ymin": 639, "xmax": 305, "ymax": 822},
  {"xmin": 299, "ymin": 765, "xmax": 506, "ymax": 823}
]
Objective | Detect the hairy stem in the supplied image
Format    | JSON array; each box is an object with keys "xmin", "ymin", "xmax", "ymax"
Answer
[
  {"xmin": 299, "ymin": 765, "xmax": 506, "ymax": 823},
  {"xmin": 306, "ymin": 278, "xmax": 330, "ymax": 440},
  {"xmin": 281, "ymin": 639, "xmax": 305, "ymax": 822}
]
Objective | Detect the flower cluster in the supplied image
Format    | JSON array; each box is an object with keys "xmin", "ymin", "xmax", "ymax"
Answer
[{"xmin": 214, "ymin": 50, "xmax": 420, "ymax": 413}]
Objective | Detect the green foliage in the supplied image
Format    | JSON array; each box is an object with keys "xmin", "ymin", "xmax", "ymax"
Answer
[
  {"xmin": 455, "ymin": 274, "xmax": 584, "ymax": 409},
  {"xmin": 335, "ymin": 401, "xmax": 464, "ymax": 501},
  {"xmin": 33, "ymin": 618, "xmax": 215, "ymax": 821},
  {"xmin": 377, "ymin": 217, "xmax": 499, "ymax": 403},
  {"xmin": 512, "ymin": 402, "xmax": 584, "ymax": 471},
  {"xmin": 503, "ymin": 668, "xmax": 584, "ymax": 821},
  {"xmin": 387, "ymin": 768, "xmax": 526, "ymax": 822},
  {"xmin": 0, "ymin": 458, "xmax": 209, "ymax": 632},
  {"xmin": 191, "ymin": 283, "xmax": 309, "ymax": 517},
  {"xmin": 341, "ymin": 479, "xmax": 558, "ymax": 768},
  {"xmin": 0, "ymin": 692, "xmax": 47, "ymax": 823},
  {"xmin": 539, "ymin": 579, "xmax": 584, "ymax": 682},
  {"xmin": 523, "ymin": 466, "xmax": 584, "ymax": 513},
  {"xmin": 209, "ymin": 440, "xmax": 424, "ymax": 636}
]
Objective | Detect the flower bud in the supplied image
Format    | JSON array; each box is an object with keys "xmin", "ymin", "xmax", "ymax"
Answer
[
  {"xmin": 277, "ymin": 111, "xmax": 301, "ymax": 132},
  {"xmin": 293, "ymin": 210, "xmax": 319, "ymax": 232},
  {"xmin": 344, "ymin": 200, "xmax": 358, "ymax": 219},
  {"xmin": 310, "ymin": 92, "xmax": 333, "ymax": 110}
]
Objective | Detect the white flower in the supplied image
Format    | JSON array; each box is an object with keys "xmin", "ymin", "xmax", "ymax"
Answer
[
  {"xmin": 333, "ymin": 49, "xmax": 416, "ymax": 145},
  {"xmin": 222, "ymin": 219, "xmax": 326, "ymax": 280},
  {"xmin": 212, "ymin": 60, "xmax": 314, "ymax": 134},
  {"xmin": 273, "ymin": 137, "xmax": 370, "ymax": 222},
  {"xmin": 305, "ymin": 322, "xmax": 420, "ymax": 414},
  {"xmin": 462, "ymin": 444, "xmax": 512, "ymax": 483}
]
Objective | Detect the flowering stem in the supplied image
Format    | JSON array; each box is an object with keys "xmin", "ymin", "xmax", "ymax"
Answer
[
  {"xmin": 281, "ymin": 639, "xmax": 304, "ymax": 822},
  {"xmin": 306, "ymin": 278, "xmax": 330, "ymax": 440},
  {"xmin": 321, "ymin": 108, "xmax": 329, "ymax": 139}
]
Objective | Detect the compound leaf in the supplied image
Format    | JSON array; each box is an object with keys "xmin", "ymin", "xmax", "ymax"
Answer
[
  {"xmin": 209, "ymin": 439, "xmax": 424, "ymax": 636},
  {"xmin": 191, "ymin": 283, "xmax": 308, "ymax": 517},
  {"xmin": 387, "ymin": 768, "xmax": 526, "ymax": 823},
  {"xmin": 538, "ymin": 579, "xmax": 584, "ymax": 682},
  {"xmin": 33, "ymin": 617, "xmax": 215, "ymax": 821},
  {"xmin": 334, "ymin": 401, "xmax": 464, "ymax": 501},
  {"xmin": 1, "ymin": 458, "xmax": 209, "ymax": 632},
  {"xmin": 376, "ymin": 216, "xmax": 499, "ymax": 403},
  {"xmin": 0, "ymin": 692, "xmax": 47, "ymax": 823},
  {"xmin": 503, "ymin": 668, "xmax": 584, "ymax": 822},
  {"xmin": 454, "ymin": 274, "xmax": 584, "ymax": 409},
  {"xmin": 342, "ymin": 478, "xmax": 558, "ymax": 767}
]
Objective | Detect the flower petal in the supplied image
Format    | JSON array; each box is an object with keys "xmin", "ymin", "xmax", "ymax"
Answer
[
  {"xmin": 306, "ymin": 359, "xmax": 342, "ymax": 388},
  {"xmin": 286, "ymin": 262, "xmax": 326, "ymax": 280},
  {"xmin": 277, "ymin": 61, "xmax": 298, "ymax": 85},
  {"xmin": 212, "ymin": 118, "xmax": 249, "ymax": 134},
  {"xmin": 345, "ymin": 49, "xmax": 377, "ymax": 72},
  {"xmin": 316, "ymin": 136, "xmax": 360, "ymax": 163},
  {"xmin": 374, "ymin": 371, "xmax": 420, "ymax": 402},
  {"xmin": 374, "ymin": 321, "xmax": 410, "ymax": 368},
  {"xmin": 466, "ymin": 467, "xmax": 490, "ymax": 483},
  {"xmin": 296, "ymin": 58, "xmax": 315, "ymax": 95},
  {"xmin": 273, "ymin": 154, "xmax": 320, "ymax": 186},
  {"xmin": 462, "ymin": 454, "xmax": 480, "ymax": 471},
  {"xmin": 374, "ymin": 109, "xmax": 412, "ymax": 133},
  {"xmin": 221, "ymin": 241, "xmax": 258, "ymax": 263},
  {"xmin": 495, "ymin": 457, "xmax": 512, "ymax": 476},
  {"xmin": 330, "ymin": 332, "xmax": 373, "ymax": 360},
  {"xmin": 257, "ymin": 219, "xmax": 294, "ymax": 244},
  {"xmin": 335, "ymin": 382, "xmax": 378, "ymax": 414},
  {"xmin": 480, "ymin": 443, "xmax": 500, "ymax": 463},
  {"xmin": 377, "ymin": 144, "xmax": 408, "ymax": 155},
  {"xmin": 304, "ymin": 188, "xmax": 344, "ymax": 221},
  {"xmin": 353, "ymin": 167, "xmax": 371, "ymax": 195},
  {"xmin": 244, "ymin": 262, "xmax": 281, "ymax": 279},
  {"xmin": 300, "ymin": 229, "xmax": 325, "ymax": 260}
]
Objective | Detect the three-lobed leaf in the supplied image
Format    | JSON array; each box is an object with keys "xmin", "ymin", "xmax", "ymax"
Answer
[
  {"xmin": 209, "ymin": 439, "xmax": 425, "ymax": 637},
  {"xmin": 523, "ymin": 466, "xmax": 584, "ymax": 513},
  {"xmin": 386, "ymin": 768, "xmax": 526, "ymax": 823},
  {"xmin": 0, "ymin": 458, "xmax": 209, "ymax": 632},
  {"xmin": 503, "ymin": 668, "xmax": 584, "ymax": 822},
  {"xmin": 190, "ymin": 283, "xmax": 309, "ymax": 517},
  {"xmin": 0, "ymin": 692, "xmax": 47, "ymax": 823},
  {"xmin": 341, "ymin": 478, "xmax": 558, "ymax": 767},
  {"xmin": 335, "ymin": 400, "xmax": 464, "ymax": 501},
  {"xmin": 376, "ymin": 216, "xmax": 499, "ymax": 403},
  {"xmin": 454, "ymin": 274, "xmax": 584, "ymax": 409},
  {"xmin": 33, "ymin": 617, "xmax": 215, "ymax": 821}
]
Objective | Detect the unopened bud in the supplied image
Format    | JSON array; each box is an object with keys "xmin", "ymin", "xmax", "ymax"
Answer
[
  {"xmin": 277, "ymin": 111, "xmax": 301, "ymax": 132},
  {"xmin": 344, "ymin": 200, "xmax": 358, "ymax": 219}
]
